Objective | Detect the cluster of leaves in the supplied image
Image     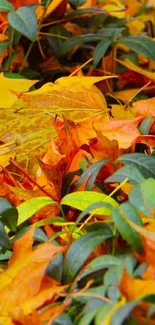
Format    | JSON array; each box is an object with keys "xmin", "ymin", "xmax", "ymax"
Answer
[{"xmin": 2, "ymin": 0, "xmax": 155, "ymax": 324}]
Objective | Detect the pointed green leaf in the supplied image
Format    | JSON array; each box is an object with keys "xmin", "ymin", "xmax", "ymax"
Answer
[
  {"xmin": 62, "ymin": 231, "xmax": 112, "ymax": 283},
  {"xmin": 8, "ymin": 6, "xmax": 38, "ymax": 42},
  {"xmin": 61, "ymin": 191, "xmax": 118, "ymax": 216},
  {"xmin": 120, "ymin": 36, "xmax": 155, "ymax": 60},
  {"xmin": 17, "ymin": 196, "xmax": 56, "ymax": 226},
  {"xmin": 93, "ymin": 39, "xmax": 111, "ymax": 67},
  {"xmin": 0, "ymin": 0, "xmax": 14, "ymax": 12}
]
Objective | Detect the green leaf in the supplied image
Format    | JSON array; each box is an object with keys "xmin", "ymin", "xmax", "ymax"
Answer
[
  {"xmin": 52, "ymin": 313, "xmax": 73, "ymax": 325},
  {"xmin": 97, "ymin": 28, "xmax": 125, "ymax": 40},
  {"xmin": 105, "ymin": 164, "xmax": 144, "ymax": 184},
  {"xmin": 1, "ymin": 207, "xmax": 18, "ymax": 232},
  {"xmin": 95, "ymin": 303, "xmax": 115, "ymax": 325},
  {"xmin": 139, "ymin": 116, "xmax": 152, "ymax": 135},
  {"xmin": 0, "ymin": 0, "xmax": 14, "ymax": 12},
  {"xmin": 62, "ymin": 231, "xmax": 112, "ymax": 283},
  {"xmin": 93, "ymin": 39, "xmax": 112, "ymax": 67},
  {"xmin": 118, "ymin": 153, "xmax": 155, "ymax": 178},
  {"xmin": 61, "ymin": 191, "xmax": 118, "ymax": 216},
  {"xmin": 0, "ymin": 221, "xmax": 11, "ymax": 249},
  {"xmin": 61, "ymin": 34, "xmax": 104, "ymax": 55},
  {"xmin": 78, "ymin": 299, "xmax": 105, "ymax": 325},
  {"xmin": 0, "ymin": 197, "xmax": 12, "ymax": 214},
  {"xmin": 120, "ymin": 36, "xmax": 155, "ymax": 60},
  {"xmin": 112, "ymin": 202, "xmax": 143, "ymax": 253},
  {"xmin": 111, "ymin": 300, "xmax": 140, "ymax": 325},
  {"xmin": 78, "ymin": 255, "xmax": 121, "ymax": 280},
  {"xmin": 75, "ymin": 159, "xmax": 110, "ymax": 190},
  {"xmin": 48, "ymin": 25, "xmax": 70, "ymax": 58},
  {"xmin": 129, "ymin": 178, "xmax": 155, "ymax": 218},
  {"xmin": 0, "ymin": 41, "xmax": 9, "ymax": 54},
  {"xmin": 76, "ymin": 202, "xmax": 113, "ymax": 225},
  {"xmin": 8, "ymin": 6, "xmax": 38, "ymax": 42},
  {"xmin": 69, "ymin": 0, "xmax": 86, "ymax": 7},
  {"xmin": 17, "ymin": 196, "xmax": 56, "ymax": 226},
  {"xmin": 68, "ymin": 7, "xmax": 105, "ymax": 18}
]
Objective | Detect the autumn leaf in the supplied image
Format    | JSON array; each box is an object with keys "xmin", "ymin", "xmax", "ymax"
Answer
[
  {"xmin": 0, "ymin": 73, "xmax": 37, "ymax": 108},
  {"xmin": 117, "ymin": 58, "xmax": 155, "ymax": 81},
  {"xmin": 133, "ymin": 97, "xmax": 155, "ymax": 118},
  {"xmin": 120, "ymin": 269, "xmax": 155, "ymax": 300},
  {"xmin": 0, "ymin": 227, "xmax": 66, "ymax": 325},
  {"xmin": 21, "ymin": 76, "xmax": 115, "ymax": 121},
  {"xmin": 72, "ymin": 116, "xmax": 142, "ymax": 149}
]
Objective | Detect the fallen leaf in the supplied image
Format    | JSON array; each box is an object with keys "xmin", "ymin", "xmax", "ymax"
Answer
[
  {"xmin": 73, "ymin": 116, "xmax": 142, "ymax": 149},
  {"xmin": 0, "ymin": 227, "xmax": 65, "ymax": 325},
  {"xmin": 0, "ymin": 73, "xmax": 37, "ymax": 108},
  {"xmin": 133, "ymin": 97, "xmax": 155, "ymax": 117},
  {"xmin": 117, "ymin": 58, "xmax": 155, "ymax": 81}
]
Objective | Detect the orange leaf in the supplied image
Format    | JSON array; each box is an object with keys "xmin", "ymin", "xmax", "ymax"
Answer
[
  {"xmin": 0, "ymin": 227, "xmax": 65, "ymax": 325},
  {"xmin": 120, "ymin": 269, "xmax": 155, "ymax": 300},
  {"xmin": 73, "ymin": 116, "xmax": 142, "ymax": 149},
  {"xmin": 133, "ymin": 97, "xmax": 155, "ymax": 118}
]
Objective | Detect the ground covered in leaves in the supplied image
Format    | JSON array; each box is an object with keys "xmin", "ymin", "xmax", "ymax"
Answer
[{"xmin": 1, "ymin": 0, "xmax": 155, "ymax": 324}]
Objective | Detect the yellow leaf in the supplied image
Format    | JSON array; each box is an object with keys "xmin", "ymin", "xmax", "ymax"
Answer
[
  {"xmin": 0, "ymin": 73, "xmax": 38, "ymax": 108},
  {"xmin": 126, "ymin": 18, "xmax": 145, "ymax": 35},
  {"xmin": 111, "ymin": 104, "xmax": 135, "ymax": 120},
  {"xmin": 117, "ymin": 58, "xmax": 155, "ymax": 81},
  {"xmin": 102, "ymin": 0, "xmax": 125, "ymax": 19},
  {"xmin": 21, "ymin": 76, "xmax": 116, "ymax": 122},
  {"xmin": 36, "ymin": 0, "xmax": 65, "ymax": 19},
  {"xmin": 114, "ymin": 88, "xmax": 142, "ymax": 102}
]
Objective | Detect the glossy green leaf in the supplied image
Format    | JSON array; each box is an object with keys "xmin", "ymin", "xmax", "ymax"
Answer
[
  {"xmin": 8, "ymin": 6, "xmax": 38, "ymax": 42},
  {"xmin": 129, "ymin": 178, "xmax": 155, "ymax": 218},
  {"xmin": 48, "ymin": 25, "xmax": 70, "ymax": 57},
  {"xmin": 62, "ymin": 231, "xmax": 112, "ymax": 283},
  {"xmin": 75, "ymin": 159, "xmax": 110, "ymax": 190},
  {"xmin": 93, "ymin": 39, "xmax": 111, "ymax": 67},
  {"xmin": 79, "ymin": 299, "xmax": 105, "ymax": 325},
  {"xmin": 0, "ymin": 198, "xmax": 12, "ymax": 214},
  {"xmin": 111, "ymin": 202, "xmax": 143, "ymax": 253},
  {"xmin": 1, "ymin": 207, "xmax": 18, "ymax": 232},
  {"xmin": 105, "ymin": 164, "xmax": 144, "ymax": 184},
  {"xmin": 95, "ymin": 303, "xmax": 115, "ymax": 325},
  {"xmin": 17, "ymin": 196, "xmax": 56, "ymax": 226},
  {"xmin": 52, "ymin": 313, "xmax": 73, "ymax": 325},
  {"xmin": 76, "ymin": 202, "xmax": 112, "ymax": 225},
  {"xmin": 61, "ymin": 191, "xmax": 118, "ymax": 216},
  {"xmin": 78, "ymin": 255, "xmax": 121, "ymax": 280},
  {"xmin": 0, "ymin": 0, "xmax": 14, "ymax": 12},
  {"xmin": 110, "ymin": 300, "xmax": 140, "ymax": 325},
  {"xmin": 139, "ymin": 116, "xmax": 152, "ymax": 135},
  {"xmin": 61, "ymin": 34, "xmax": 104, "ymax": 55},
  {"xmin": 69, "ymin": 0, "xmax": 85, "ymax": 6},
  {"xmin": 118, "ymin": 153, "xmax": 155, "ymax": 178},
  {"xmin": 120, "ymin": 36, "xmax": 155, "ymax": 60},
  {"xmin": 0, "ymin": 221, "xmax": 11, "ymax": 249}
]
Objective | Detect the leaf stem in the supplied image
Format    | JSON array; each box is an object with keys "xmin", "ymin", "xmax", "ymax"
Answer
[
  {"xmin": 19, "ymin": 41, "xmax": 34, "ymax": 74},
  {"xmin": 7, "ymin": 28, "xmax": 15, "ymax": 72}
]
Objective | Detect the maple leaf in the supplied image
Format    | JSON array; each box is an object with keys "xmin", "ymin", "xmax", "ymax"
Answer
[
  {"xmin": 0, "ymin": 227, "xmax": 66, "ymax": 325},
  {"xmin": 0, "ymin": 73, "xmax": 37, "ymax": 108},
  {"xmin": 69, "ymin": 116, "xmax": 143, "ymax": 149}
]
